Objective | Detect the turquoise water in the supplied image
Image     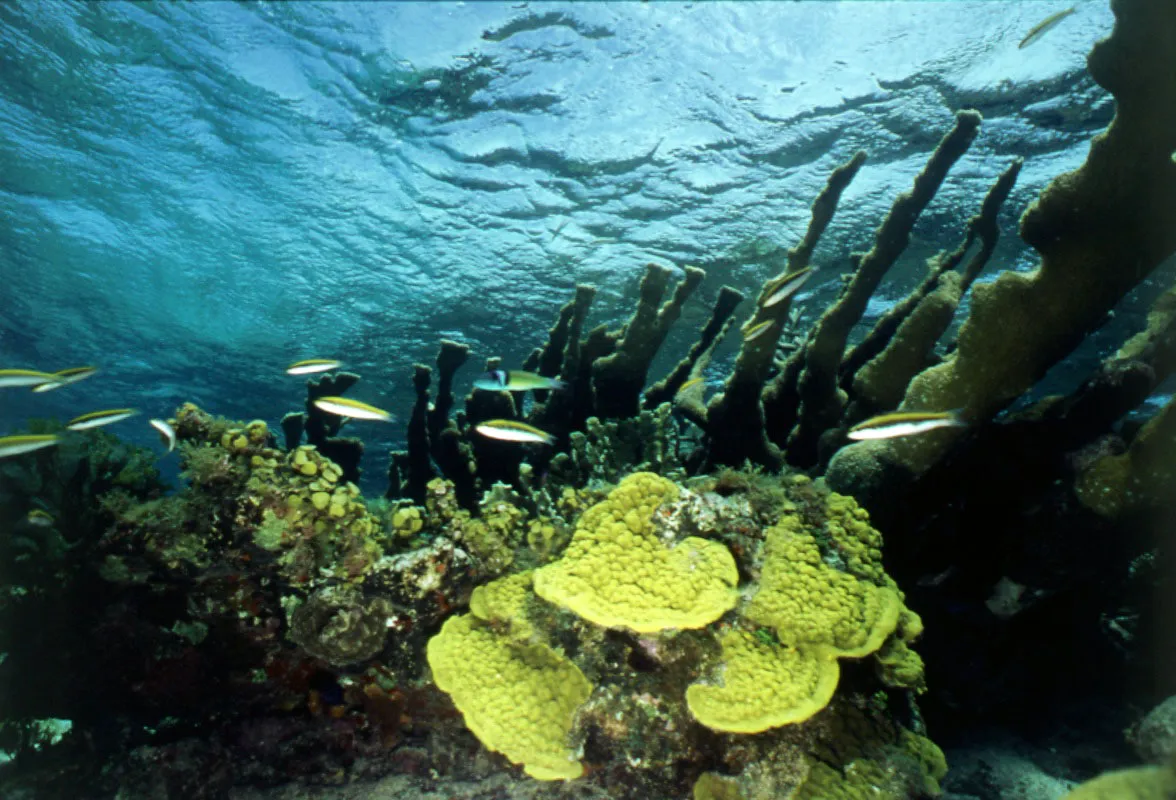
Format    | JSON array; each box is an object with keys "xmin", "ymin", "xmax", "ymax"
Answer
[
  {"xmin": 0, "ymin": 1, "xmax": 1114, "ymax": 486},
  {"xmin": 3, "ymin": 2, "xmax": 1174, "ymax": 799}
]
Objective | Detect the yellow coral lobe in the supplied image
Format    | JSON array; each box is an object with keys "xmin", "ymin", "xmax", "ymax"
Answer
[
  {"xmin": 1060, "ymin": 764, "xmax": 1176, "ymax": 799},
  {"xmin": 686, "ymin": 629, "xmax": 839, "ymax": 734},
  {"xmin": 747, "ymin": 516, "xmax": 901, "ymax": 658},
  {"xmin": 533, "ymin": 473, "xmax": 739, "ymax": 634},
  {"xmin": 426, "ymin": 614, "xmax": 591, "ymax": 781},
  {"xmin": 470, "ymin": 571, "xmax": 537, "ymax": 641}
]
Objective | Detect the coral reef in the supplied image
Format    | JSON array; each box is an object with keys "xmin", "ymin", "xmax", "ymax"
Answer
[
  {"xmin": 422, "ymin": 471, "xmax": 936, "ymax": 796},
  {"xmin": 3, "ymin": 3, "xmax": 1175, "ymax": 798}
]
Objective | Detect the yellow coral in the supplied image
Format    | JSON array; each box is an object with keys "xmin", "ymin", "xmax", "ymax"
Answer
[
  {"xmin": 533, "ymin": 472, "xmax": 739, "ymax": 634},
  {"xmin": 427, "ymin": 613, "xmax": 592, "ymax": 781},
  {"xmin": 823, "ymin": 492, "xmax": 886, "ymax": 586},
  {"xmin": 693, "ymin": 772, "xmax": 745, "ymax": 800},
  {"xmin": 686, "ymin": 628, "xmax": 839, "ymax": 733},
  {"xmin": 246, "ymin": 419, "xmax": 269, "ymax": 444},
  {"xmin": 875, "ymin": 608, "xmax": 927, "ymax": 691},
  {"xmin": 747, "ymin": 515, "xmax": 901, "ymax": 658},
  {"xmin": 390, "ymin": 506, "xmax": 424, "ymax": 538},
  {"xmin": 1060, "ymin": 764, "xmax": 1176, "ymax": 799},
  {"xmin": 470, "ymin": 570, "xmax": 536, "ymax": 641}
]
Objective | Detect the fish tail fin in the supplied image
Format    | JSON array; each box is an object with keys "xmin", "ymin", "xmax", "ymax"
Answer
[{"xmin": 549, "ymin": 379, "xmax": 569, "ymax": 391}]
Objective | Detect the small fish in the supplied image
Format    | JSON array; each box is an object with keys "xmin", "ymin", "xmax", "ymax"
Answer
[
  {"xmin": 1018, "ymin": 6, "xmax": 1075, "ymax": 49},
  {"xmin": 26, "ymin": 509, "xmax": 54, "ymax": 527},
  {"xmin": 742, "ymin": 319, "xmax": 776, "ymax": 342},
  {"xmin": 676, "ymin": 376, "xmax": 704, "ymax": 395},
  {"xmin": 287, "ymin": 359, "xmax": 342, "ymax": 376},
  {"xmin": 473, "ymin": 370, "xmax": 567, "ymax": 392},
  {"xmin": 847, "ymin": 410, "xmax": 966, "ymax": 441},
  {"xmin": 150, "ymin": 418, "xmax": 177, "ymax": 453},
  {"xmin": 917, "ymin": 566, "xmax": 957, "ymax": 588},
  {"xmin": 31, "ymin": 366, "xmax": 98, "ymax": 393},
  {"xmin": 0, "ymin": 369, "xmax": 61, "ymax": 388},
  {"xmin": 761, "ymin": 267, "xmax": 814, "ymax": 309},
  {"xmin": 312, "ymin": 396, "xmax": 393, "ymax": 422},
  {"xmin": 66, "ymin": 408, "xmax": 139, "ymax": 431},
  {"xmin": 475, "ymin": 419, "xmax": 555, "ymax": 445},
  {"xmin": 0, "ymin": 434, "xmax": 59, "ymax": 459}
]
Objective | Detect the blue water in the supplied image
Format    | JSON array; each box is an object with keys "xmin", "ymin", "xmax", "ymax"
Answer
[{"xmin": 0, "ymin": 1, "xmax": 1119, "ymax": 493}]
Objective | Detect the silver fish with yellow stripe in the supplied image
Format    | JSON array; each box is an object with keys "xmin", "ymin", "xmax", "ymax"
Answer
[
  {"xmin": 475, "ymin": 419, "xmax": 555, "ymax": 445},
  {"xmin": 1019, "ymin": 7, "xmax": 1075, "ymax": 49},
  {"xmin": 287, "ymin": 359, "xmax": 342, "ymax": 376},
  {"xmin": 32, "ymin": 366, "xmax": 99, "ymax": 393},
  {"xmin": 150, "ymin": 418, "xmax": 177, "ymax": 453},
  {"xmin": 0, "ymin": 369, "xmax": 61, "ymax": 389},
  {"xmin": 847, "ymin": 410, "xmax": 965, "ymax": 441},
  {"xmin": 761, "ymin": 267, "xmax": 814, "ymax": 309},
  {"xmin": 473, "ymin": 370, "xmax": 566, "ymax": 392},
  {"xmin": 312, "ymin": 396, "xmax": 394, "ymax": 422},
  {"xmin": 66, "ymin": 409, "xmax": 139, "ymax": 431},
  {"xmin": 26, "ymin": 509, "xmax": 54, "ymax": 527},
  {"xmin": 0, "ymin": 434, "xmax": 59, "ymax": 459}
]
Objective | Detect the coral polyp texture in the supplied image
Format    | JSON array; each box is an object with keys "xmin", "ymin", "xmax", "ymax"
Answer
[
  {"xmin": 426, "ymin": 612, "xmax": 592, "ymax": 781},
  {"xmin": 745, "ymin": 517, "xmax": 902, "ymax": 658},
  {"xmin": 532, "ymin": 472, "xmax": 739, "ymax": 633},
  {"xmin": 684, "ymin": 629, "xmax": 840, "ymax": 734}
]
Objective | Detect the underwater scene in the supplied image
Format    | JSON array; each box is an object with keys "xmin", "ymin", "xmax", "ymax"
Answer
[{"xmin": 1, "ymin": 1, "xmax": 1174, "ymax": 798}]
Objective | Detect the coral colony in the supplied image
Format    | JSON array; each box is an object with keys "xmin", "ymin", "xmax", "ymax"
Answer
[{"xmin": 2, "ymin": 0, "xmax": 1176, "ymax": 797}]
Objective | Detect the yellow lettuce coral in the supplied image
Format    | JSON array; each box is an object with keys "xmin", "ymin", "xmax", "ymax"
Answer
[
  {"xmin": 686, "ymin": 628, "xmax": 839, "ymax": 733},
  {"xmin": 1060, "ymin": 764, "xmax": 1176, "ymax": 799},
  {"xmin": 533, "ymin": 472, "xmax": 739, "ymax": 633},
  {"xmin": 687, "ymin": 513, "xmax": 909, "ymax": 734},
  {"xmin": 823, "ymin": 492, "xmax": 887, "ymax": 586},
  {"xmin": 426, "ymin": 613, "xmax": 592, "ymax": 781},
  {"xmin": 469, "ymin": 570, "xmax": 537, "ymax": 641},
  {"xmin": 747, "ymin": 515, "xmax": 901, "ymax": 657}
]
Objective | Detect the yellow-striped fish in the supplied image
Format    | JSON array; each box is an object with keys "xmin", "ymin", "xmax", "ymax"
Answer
[
  {"xmin": 0, "ymin": 369, "xmax": 61, "ymax": 389},
  {"xmin": 312, "ymin": 396, "xmax": 393, "ymax": 422},
  {"xmin": 66, "ymin": 409, "xmax": 139, "ymax": 431},
  {"xmin": 676, "ymin": 376, "xmax": 704, "ymax": 395},
  {"xmin": 473, "ymin": 370, "xmax": 567, "ymax": 392},
  {"xmin": 1018, "ymin": 7, "xmax": 1075, "ymax": 49},
  {"xmin": 761, "ymin": 267, "xmax": 813, "ymax": 309},
  {"xmin": 847, "ymin": 410, "xmax": 965, "ymax": 441},
  {"xmin": 31, "ymin": 366, "xmax": 98, "ymax": 393},
  {"xmin": 26, "ymin": 509, "xmax": 54, "ymax": 527},
  {"xmin": 0, "ymin": 434, "xmax": 59, "ymax": 459},
  {"xmin": 150, "ymin": 418, "xmax": 177, "ymax": 453},
  {"xmin": 474, "ymin": 419, "xmax": 555, "ymax": 445},
  {"xmin": 742, "ymin": 319, "xmax": 776, "ymax": 342},
  {"xmin": 287, "ymin": 359, "xmax": 342, "ymax": 376}
]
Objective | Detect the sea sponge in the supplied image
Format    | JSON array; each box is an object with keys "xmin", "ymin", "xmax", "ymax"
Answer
[{"xmin": 533, "ymin": 472, "xmax": 739, "ymax": 633}]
